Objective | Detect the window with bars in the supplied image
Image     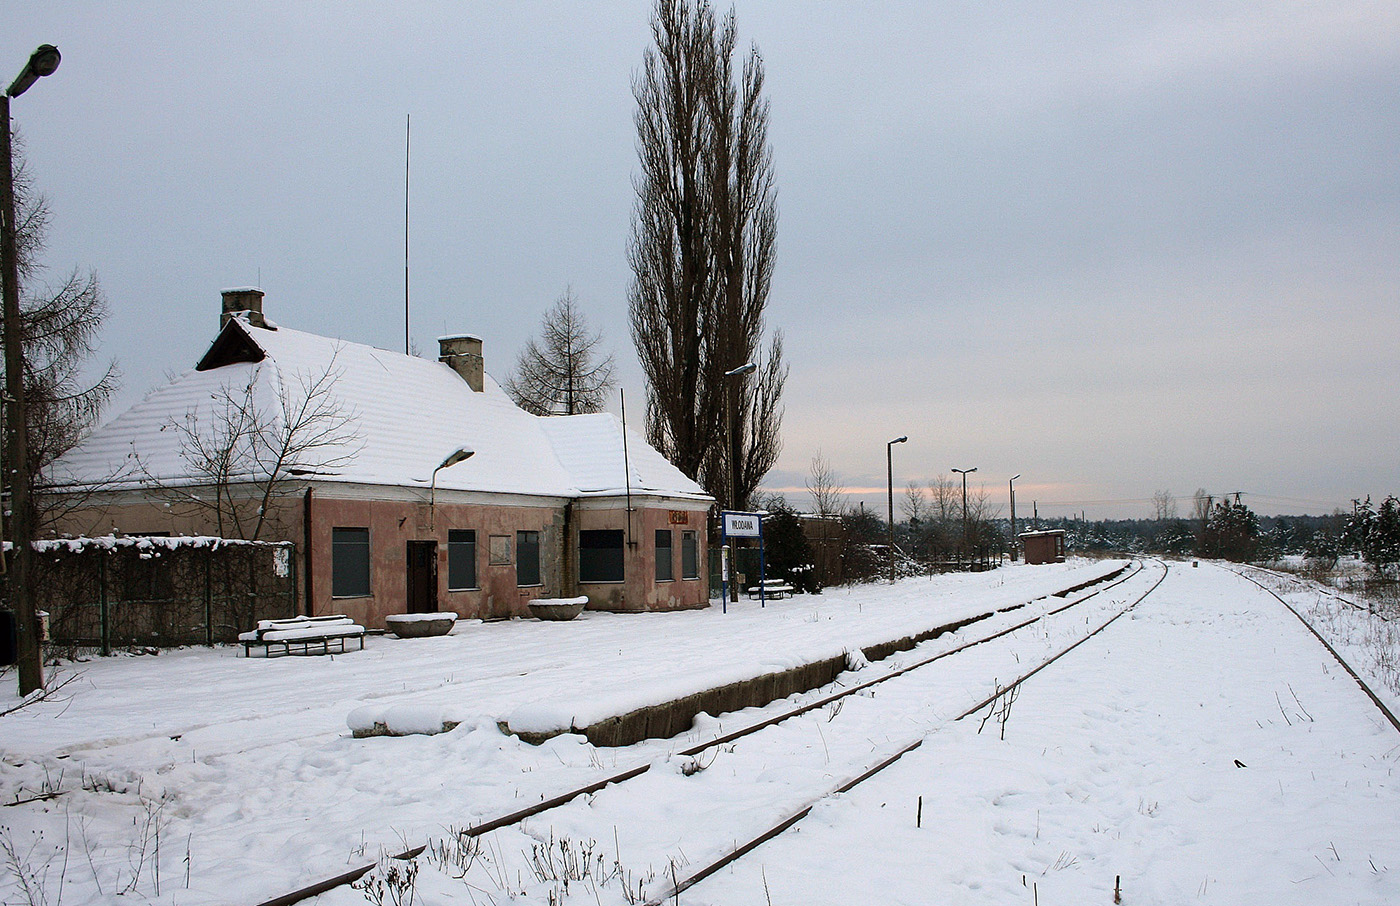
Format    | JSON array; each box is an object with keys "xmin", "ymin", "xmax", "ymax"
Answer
[{"xmin": 655, "ymin": 529, "xmax": 674, "ymax": 581}]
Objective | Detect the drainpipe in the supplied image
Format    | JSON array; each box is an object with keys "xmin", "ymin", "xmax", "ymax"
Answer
[
  {"xmin": 562, "ymin": 500, "xmax": 579, "ymax": 598},
  {"xmin": 302, "ymin": 486, "xmax": 314, "ymax": 616}
]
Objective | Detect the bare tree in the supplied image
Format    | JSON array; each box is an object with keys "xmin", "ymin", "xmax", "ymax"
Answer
[
  {"xmin": 927, "ymin": 475, "xmax": 960, "ymax": 527},
  {"xmin": 1152, "ymin": 488, "xmax": 1178, "ymax": 521},
  {"xmin": 629, "ymin": 0, "xmax": 785, "ymax": 511},
  {"xmin": 147, "ymin": 355, "xmax": 361, "ymax": 541},
  {"xmin": 805, "ymin": 450, "xmax": 847, "ymax": 517},
  {"xmin": 902, "ymin": 481, "xmax": 926, "ymax": 525},
  {"xmin": 1191, "ymin": 488, "xmax": 1212, "ymax": 526},
  {"xmin": 504, "ymin": 289, "xmax": 616, "ymax": 416},
  {"xmin": 964, "ymin": 486, "xmax": 1004, "ymax": 553}
]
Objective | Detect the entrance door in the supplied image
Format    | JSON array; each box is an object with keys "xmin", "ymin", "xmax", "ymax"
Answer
[{"xmin": 406, "ymin": 541, "xmax": 438, "ymax": 613}]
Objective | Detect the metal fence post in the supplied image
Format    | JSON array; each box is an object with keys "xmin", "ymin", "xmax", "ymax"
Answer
[
  {"xmin": 98, "ymin": 553, "xmax": 109, "ymax": 657},
  {"xmin": 204, "ymin": 546, "xmax": 213, "ymax": 647},
  {"xmin": 289, "ymin": 544, "xmax": 299, "ymax": 619}
]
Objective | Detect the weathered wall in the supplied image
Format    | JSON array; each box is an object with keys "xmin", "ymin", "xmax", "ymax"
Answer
[
  {"xmin": 310, "ymin": 495, "xmax": 564, "ymax": 625},
  {"xmin": 574, "ymin": 501, "xmax": 709, "ymax": 612},
  {"xmin": 44, "ymin": 486, "xmax": 712, "ymax": 628}
]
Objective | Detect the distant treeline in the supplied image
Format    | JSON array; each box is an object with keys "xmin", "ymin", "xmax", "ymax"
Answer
[{"xmin": 1014, "ymin": 512, "xmax": 1345, "ymax": 559}]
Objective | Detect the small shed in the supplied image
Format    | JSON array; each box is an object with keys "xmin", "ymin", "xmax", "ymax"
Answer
[{"xmin": 1018, "ymin": 529, "xmax": 1066, "ymax": 565}]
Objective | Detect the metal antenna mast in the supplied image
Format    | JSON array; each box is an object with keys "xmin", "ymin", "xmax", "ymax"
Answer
[{"xmin": 404, "ymin": 113, "xmax": 410, "ymax": 355}]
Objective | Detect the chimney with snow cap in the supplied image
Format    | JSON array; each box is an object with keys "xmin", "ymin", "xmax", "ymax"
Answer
[
  {"xmin": 221, "ymin": 288, "xmax": 267, "ymax": 329},
  {"xmin": 439, "ymin": 334, "xmax": 484, "ymax": 392}
]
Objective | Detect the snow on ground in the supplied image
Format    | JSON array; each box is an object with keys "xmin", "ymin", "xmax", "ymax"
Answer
[
  {"xmin": 0, "ymin": 559, "xmax": 1111, "ymax": 904},
  {"xmin": 4, "ymin": 559, "xmax": 1399, "ymax": 906},
  {"xmin": 695, "ymin": 562, "xmax": 1400, "ymax": 905}
]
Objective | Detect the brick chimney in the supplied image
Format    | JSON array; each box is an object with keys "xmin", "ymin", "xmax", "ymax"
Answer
[
  {"xmin": 221, "ymin": 288, "xmax": 267, "ymax": 329},
  {"xmin": 439, "ymin": 334, "xmax": 484, "ymax": 392}
]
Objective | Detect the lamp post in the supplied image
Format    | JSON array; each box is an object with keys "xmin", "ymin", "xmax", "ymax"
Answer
[
  {"xmin": 724, "ymin": 362, "xmax": 756, "ymax": 511},
  {"xmin": 886, "ymin": 435, "xmax": 907, "ymax": 582},
  {"xmin": 724, "ymin": 362, "xmax": 755, "ymax": 602},
  {"xmin": 429, "ymin": 447, "xmax": 473, "ymax": 530},
  {"xmin": 3, "ymin": 44, "xmax": 61, "ymax": 696},
  {"xmin": 951, "ymin": 466, "xmax": 977, "ymax": 564},
  {"xmin": 1008, "ymin": 474, "xmax": 1021, "ymax": 561}
]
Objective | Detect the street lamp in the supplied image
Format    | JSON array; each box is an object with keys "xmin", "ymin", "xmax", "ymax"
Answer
[
  {"xmin": 3, "ymin": 44, "xmax": 61, "ymax": 696},
  {"xmin": 951, "ymin": 467, "xmax": 977, "ymax": 563},
  {"xmin": 724, "ymin": 362, "xmax": 756, "ymax": 602},
  {"xmin": 886, "ymin": 435, "xmax": 907, "ymax": 582},
  {"xmin": 1008, "ymin": 474, "xmax": 1021, "ymax": 561},
  {"xmin": 724, "ymin": 362, "xmax": 757, "ymax": 511},
  {"xmin": 429, "ymin": 447, "xmax": 474, "ymax": 529}
]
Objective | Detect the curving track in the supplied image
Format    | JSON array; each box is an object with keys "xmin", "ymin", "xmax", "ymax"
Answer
[
  {"xmin": 259, "ymin": 561, "xmax": 1165, "ymax": 906},
  {"xmin": 1228, "ymin": 564, "xmax": 1400, "ymax": 733},
  {"xmin": 682, "ymin": 561, "xmax": 1400, "ymax": 905}
]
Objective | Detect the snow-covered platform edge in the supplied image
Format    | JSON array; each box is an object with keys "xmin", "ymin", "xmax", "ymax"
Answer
[{"xmin": 342, "ymin": 563, "xmax": 1129, "ymax": 745}]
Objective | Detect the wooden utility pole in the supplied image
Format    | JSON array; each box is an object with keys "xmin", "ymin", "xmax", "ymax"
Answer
[
  {"xmin": 1, "ymin": 93, "xmax": 43, "ymax": 694},
  {"xmin": 2, "ymin": 45, "xmax": 61, "ymax": 695}
]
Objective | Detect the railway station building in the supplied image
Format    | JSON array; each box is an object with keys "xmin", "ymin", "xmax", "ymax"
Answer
[{"xmin": 43, "ymin": 289, "xmax": 713, "ymax": 628}]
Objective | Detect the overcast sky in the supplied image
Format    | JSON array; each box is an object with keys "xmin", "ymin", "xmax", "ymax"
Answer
[{"xmin": 5, "ymin": 2, "xmax": 1397, "ymax": 520}]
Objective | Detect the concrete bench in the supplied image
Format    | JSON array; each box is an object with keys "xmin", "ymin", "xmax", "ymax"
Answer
[
  {"xmin": 747, "ymin": 579, "xmax": 795, "ymax": 600},
  {"xmin": 238, "ymin": 615, "xmax": 366, "ymax": 657}
]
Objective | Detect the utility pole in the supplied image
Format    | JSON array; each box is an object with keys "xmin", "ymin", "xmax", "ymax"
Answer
[
  {"xmin": 724, "ymin": 363, "xmax": 756, "ymax": 602},
  {"xmin": 1008, "ymin": 474, "xmax": 1020, "ymax": 561},
  {"xmin": 886, "ymin": 436, "xmax": 907, "ymax": 582},
  {"xmin": 951, "ymin": 467, "xmax": 977, "ymax": 563},
  {"xmin": 2, "ymin": 45, "xmax": 62, "ymax": 696}
]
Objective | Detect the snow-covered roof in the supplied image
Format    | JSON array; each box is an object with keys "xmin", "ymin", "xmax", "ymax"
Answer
[{"xmin": 48, "ymin": 319, "xmax": 710, "ymax": 503}]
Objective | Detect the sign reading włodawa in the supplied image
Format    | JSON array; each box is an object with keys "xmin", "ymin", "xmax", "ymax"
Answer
[{"xmin": 722, "ymin": 512, "xmax": 762, "ymax": 537}]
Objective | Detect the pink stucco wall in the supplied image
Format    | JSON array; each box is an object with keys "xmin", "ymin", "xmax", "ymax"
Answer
[
  {"xmin": 575, "ymin": 504, "xmax": 708, "ymax": 613},
  {"xmin": 45, "ymin": 487, "xmax": 710, "ymax": 629}
]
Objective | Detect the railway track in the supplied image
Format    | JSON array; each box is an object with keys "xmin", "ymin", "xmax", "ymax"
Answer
[
  {"xmin": 1227, "ymin": 564, "xmax": 1400, "ymax": 734},
  {"xmin": 641, "ymin": 559, "xmax": 1169, "ymax": 905},
  {"xmin": 648, "ymin": 561, "xmax": 1400, "ymax": 906},
  {"xmin": 257, "ymin": 560, "xmax": 1162, "ymax": 906},
  {"xmin": 1236, "ymin": 561, "xmax": 1393, "ymax": 620}
]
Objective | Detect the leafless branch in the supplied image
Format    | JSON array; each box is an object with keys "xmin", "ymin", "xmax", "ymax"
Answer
[
  {"xmin": 142, "ymin": 352, "xmax": 361, "ymax": 541},
  {"xmin": 806, "ymin": 451, "xmax": 848, "ymax": 518},
  {"xmin": 0, "ymin": 668, "xmax": 82, "ymax": 718}
]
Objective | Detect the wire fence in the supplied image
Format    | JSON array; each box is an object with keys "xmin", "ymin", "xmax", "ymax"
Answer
[{"xmin": 8, "ymin": 536, "xmax": 297, "ymax": 654}]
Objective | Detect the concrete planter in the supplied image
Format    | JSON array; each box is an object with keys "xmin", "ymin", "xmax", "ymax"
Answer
[
  {"xmin": 527, "ymin": 596, "xmax": 588, "ymax": 621},
  {"xmin": 385, "ymin": 612, "xmax": 458, "ymax": 638}
]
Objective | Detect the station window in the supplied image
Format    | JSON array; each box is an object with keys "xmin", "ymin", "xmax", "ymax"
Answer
[
  {"xmin": 447, "ymin": 529, "xmax": 477, "ymax": 590},
  {"xmin": 580, "ymin": 529, "xmax": 624, "ymax": 583},
  {"xmin": 332, "ymin": 527, "xmax": 371, "ymax": 598},
  {"xmin": 517, "ymin": 530, "xmax": 541, "ymax": 587},
  {"xmin": 682, "ymin": 531, "xmax": 699, "ymax": 579},
  {"xmin": 655, "ymin": 529, "xmax": 674, "ymax": 581}
]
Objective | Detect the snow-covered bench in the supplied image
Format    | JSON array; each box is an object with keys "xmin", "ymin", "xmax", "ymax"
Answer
[
  {"xmin": 747, "ymin": 579, "xmax": 794, "ymax": 600},
  {"xmin": 238, "ymin": 614, "xmax": 366, "ymax": 657}
]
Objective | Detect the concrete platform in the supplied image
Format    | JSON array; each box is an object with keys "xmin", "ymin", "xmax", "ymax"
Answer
[{"xmin": 512, "ymin": 562, "xmax": 1129, "ymax": 747}]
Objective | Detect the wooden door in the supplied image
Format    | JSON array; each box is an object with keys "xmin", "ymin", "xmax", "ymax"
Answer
[{"xmin": 406, "ymin": 541, "xmax": 438, "ymax": 613}]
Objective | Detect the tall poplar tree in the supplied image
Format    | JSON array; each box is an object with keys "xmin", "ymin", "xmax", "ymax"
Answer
[{"xmin": 628, "ymin": 0, "xmax": 785, "ymax": 511}]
